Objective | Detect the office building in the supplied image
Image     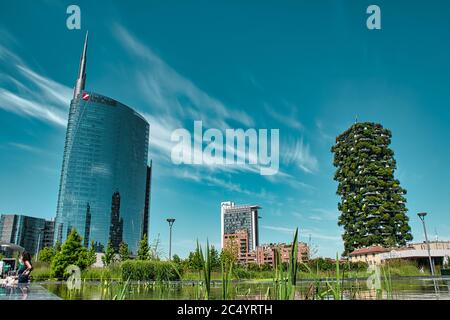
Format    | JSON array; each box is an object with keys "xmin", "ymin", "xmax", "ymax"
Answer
[
  {"xmin": 54, "ymin": 32, "xmax": 151, "ymax": 254},
  {"xmin": 221, "ymin": 201, "xmax": 260, "ymax": 252},
  {"xmin": 0, "ymin": 214, "xmax": 54, "ymax": 255}
]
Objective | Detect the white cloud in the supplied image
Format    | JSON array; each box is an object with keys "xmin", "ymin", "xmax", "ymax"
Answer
[
  {"xmin": 113, "ymin": 24, "xmax": 254, "ymax": 129},
  {"xmin": 282, "ymin": 137, "xmax": 319, "ymax": 173},
  {"xmin": 0, "ymin": 41, "xmax": 72, "ymax": 127},
  {"xmin": 8, "ymin": 142, "xmax": 44, "ymax": 154},
  {"xmin": 264, "ymin": 103, "xmax": 304, "ymax": 131},
  {"xmin": 261, "ymin": 225, "xmax": 296, "ymax": 235},
  {"xmin": 262, "ymin": 225, "xmax": 341, "ymax": 242}
]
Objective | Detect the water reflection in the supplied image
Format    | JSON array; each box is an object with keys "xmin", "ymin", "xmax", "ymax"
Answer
[{"xmin": 41, "ymin": 278, "xmax": 450, "ymax": 300}]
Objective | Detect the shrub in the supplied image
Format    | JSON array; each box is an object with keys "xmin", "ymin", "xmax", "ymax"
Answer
[
  {"xmin": 121, "ymin": 260, "xmax": 181, "ymax": 281},
  {"xmin": 81, "ymin": 264, "xmax": 121, "ymax": 280},
  {"xmin": 233, "ymin": 267, "xmax": 252, "ymax": 279},
  {"xmin": 37, "ymin": 247, "xmax": 56, "ymax": 263}
]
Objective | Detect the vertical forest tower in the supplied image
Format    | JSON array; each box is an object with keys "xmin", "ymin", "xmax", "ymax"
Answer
[{"xmin": 331, "ymin": 122, "xmax": 413, "ymax": 254}]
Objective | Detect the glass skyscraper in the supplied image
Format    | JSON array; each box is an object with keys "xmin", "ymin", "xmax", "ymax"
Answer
[{"xmin": 54, "ymin": 33, "xmax": 151, "ymax": 254}]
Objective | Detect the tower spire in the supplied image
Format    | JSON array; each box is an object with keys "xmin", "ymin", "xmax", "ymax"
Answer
[{"xmin": 73, "ymin": 31, "xmax": 88, "ymax": 98}]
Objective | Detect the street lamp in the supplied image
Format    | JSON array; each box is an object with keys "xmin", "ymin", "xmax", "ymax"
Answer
[
  {"xmin": 35, "ymin": 227, "xmax": 45, "ymax": 261},
  {"xmin": 166, "ymin": 218, "xmax": 176, "ymax": 260},
  {"xmin": 418, "ymin": 212, "xmax": 439, "ymax": 295}
]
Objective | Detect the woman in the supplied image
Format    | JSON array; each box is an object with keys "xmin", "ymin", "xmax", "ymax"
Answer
[{"xmin": 17, "ymin": 251, "xmax": 33, "ymax": 284}]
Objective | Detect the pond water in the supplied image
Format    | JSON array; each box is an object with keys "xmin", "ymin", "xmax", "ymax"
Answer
[{"xmin": 39, "ymin": 277, "xmax": 450, "ymax": 300}]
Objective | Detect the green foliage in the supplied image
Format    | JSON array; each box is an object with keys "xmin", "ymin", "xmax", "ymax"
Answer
[
  {"xmin": 137, "ymin": 234, "xmax": 150, "ymax": 260},
  {"xmin": 121, "ymin": 260, "xmax": 181, "ymax": 281},
  {"xmin": 197, "ymin": 240, "xmax": 212, "ymax": 299},
  {"xmin": 331, "ymin": 122, "xmax": 413, "ymax": 254},
  {"xmin": 102, "ymin": 240, "xmax": 116, "ymax": 267},
  {"xmin": 38, "ymin": 247, "xmax": 56, "ymax": 263},
  {"xmin": 55, "ymin": 241, "xmax": 62, "ymax": 253},
  {"xmin": 50, "ymin": 229, "xmax": 90, "ymax": 279},
  {"xmin": 186, "ymin": 249, "xmax": 203, "ymax": 271},
  {"xmin": 220, "ymin": 239, "xmax": 239, "ymax": 267},
  {"xmin": 172, "ymin": 254, "xmax": 182, "ymax": 265},
  {"xmin": 221, "ymin": 255, "xmax": 234, "ymax": 300},
  {"xmin": 288, "ymin": 228, "xmax": 299, "ymax": 288},
  {"xmin": 273, "ymin": 228, "xmax": 299, "ymax": 300},
  {"xmin": 81, "ymin": 265, "xmax": 121, "ymax": 280},
  {"xmin": 119, "ymin": 242, "xmax": 130, "ymax": 262},
  {"xmin": 209, "ymin": 245, "xmax": 221, "ymax": 270}
]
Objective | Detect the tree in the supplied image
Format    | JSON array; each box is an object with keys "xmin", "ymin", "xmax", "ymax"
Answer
[
  {"xmin": 209, "ymin": 246, "xmax": 221, "ymax": 270},
  {"xmin": 119, "ymin": 242, "xmax": 130, "ymax": 262},
  {"xmin": 87, "ymin": 241, "xmax": 97, "ymax": 266},
  {"xmin": 38, "ymin": 247, "xmax": 56, "ymax": 263},
  {"xmin": 102, "ymin": 240, "xmax": 116, "ymax": 267},
  {"xmin": 186, "ymin": 250, "xmax": 203, "ymax": 271},
  {"xmin": 331, "ymin": 122, "xmax": 413, "ymax": 254},
  {"xmin": 51, "ymin": 229, "xmax": 90, "ymax": 278},
  {"xmin": 172, "ymin": 254, "xmax": 182, "ymax": 265},
  {"xmin": 221, "ymin": 236, "xmax": 239, "ymax": 267},
  {"xmin": 137, "ymin": 234, "xmax": 150, "ymax": 260},
  {"xmin": 55, "ymin": 241, "xmax": 62, "ymax": 253}
]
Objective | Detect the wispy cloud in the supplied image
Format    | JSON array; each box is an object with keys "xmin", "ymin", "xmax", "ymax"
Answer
[
  {"xmin": 316, "ymin": 119, "xmax": 334, "ymax": 141},
  {"xmin": 113, "ymin": 24, "xmax": 254, "ymax": 129},
  {"xmin": 0, "ymin": 36, "xmax": 72, "ymax": 127},
  {"xmin": 262, "ymin": 225, "xmax": 341, "ymax": 241},
  {"xmin": 8, "ymin": 142, "xmax": 45, "ymax": 154},
  {"xmin": 177, "ymin": 168, "xmax": 276, "ymax": 201},
  {"xmin": 282, "ymin": 137, "xmax": 319, "ymax": 173},
  {"xmin": 113, "ymin": 24, "xmax": 291, "ymax": 180},
  {"xmin": 264, "ymin": 103, "xmax": 304, "ymax": 131},
  {"xmin": 261, "ymin": 225, "xmax": 296, "ymax": 235}
]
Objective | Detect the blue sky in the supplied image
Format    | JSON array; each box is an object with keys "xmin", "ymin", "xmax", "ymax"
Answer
[{"xmin": 1, "ymin": 0, "xmax": 450, "ymax": 258}]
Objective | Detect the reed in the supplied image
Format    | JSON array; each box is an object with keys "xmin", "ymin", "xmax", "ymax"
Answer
[
  {"xmin": 196, "ymin": 240, "xmax": 212, "ymax": 300},
  {"xmin": 221, "ymin": 258, "xmax": 234, "ymax": 300}
]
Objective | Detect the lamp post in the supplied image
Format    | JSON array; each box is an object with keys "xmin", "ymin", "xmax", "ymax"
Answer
[
  {"xmin": 35, "ymin": 227, "xmax": 45, "ymax": 261},
  {"xmin": 166, "ymin": 218, "xmax": 176, "ymax": 260},
  {"xmin": 418, "ymin": 212, "xmax": 439, "ymax": 296}
]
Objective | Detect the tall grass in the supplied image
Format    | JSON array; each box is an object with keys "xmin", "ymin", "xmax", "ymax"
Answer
[
  {"xmin": 221, "ymin": 258, "xmax": 233, "ymax": 300},
  {"xmin": 196, "ymin": 240, "xmax": 212, "ymax": 300},
  {"xmin": 272, "ymin": 227, "xmax": 299, "ymax": 300}
]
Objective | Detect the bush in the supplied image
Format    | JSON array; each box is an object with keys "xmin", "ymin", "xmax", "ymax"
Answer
[
  {"xmin": 81, "ymin": 264, "xmax": 122, "ymax": 280},
  {"xmin": 121, "ymin": 260, "xmax": 181, "ymax": 281},
  {"xmin": 37, "ymin": 247, "xmax": 56, "ymax": 263}
]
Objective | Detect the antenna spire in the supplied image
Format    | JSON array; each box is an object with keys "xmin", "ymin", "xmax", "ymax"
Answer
[{"xmin": 73, "ymin": 31, "xmax": 88, "ymax": 98}]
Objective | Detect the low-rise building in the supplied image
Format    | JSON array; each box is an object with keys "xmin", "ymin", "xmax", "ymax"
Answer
[
  {"xmin": 349, "ymin": 246, "xmax": 390, "ymax": 265},
  {"xmin": 349, "ymin": 241, "xmax": 450, "ymax": 267},
  {"xmin": 256, "ymin": 242, "xmax": 309, "ymax": 266}
]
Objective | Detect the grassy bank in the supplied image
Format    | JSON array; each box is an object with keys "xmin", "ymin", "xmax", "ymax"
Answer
[{"xmin": 30, "ymin": 259, "xmax": 429, "ymax": 282}]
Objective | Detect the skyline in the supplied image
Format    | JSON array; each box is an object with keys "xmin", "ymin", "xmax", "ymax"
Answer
[{"xmin": 1, "ymin": 0, "xmax": 450, "ymax": 258}]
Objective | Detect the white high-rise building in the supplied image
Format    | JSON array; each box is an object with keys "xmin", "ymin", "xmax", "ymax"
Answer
[{"xmin": 220, "ymin": 201, "xmax": 260, "ymax": 251}]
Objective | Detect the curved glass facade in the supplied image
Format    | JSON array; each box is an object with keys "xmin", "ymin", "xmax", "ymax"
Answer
[{"xmin": 54, "ymin": 91, "xmax": 149, "ymax": 254}]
